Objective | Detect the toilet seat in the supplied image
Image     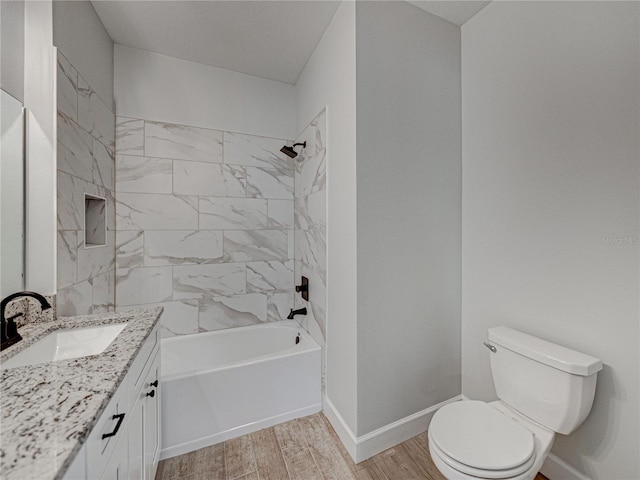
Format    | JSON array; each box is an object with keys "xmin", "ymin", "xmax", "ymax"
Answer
[
  {"xmin": 429, "ymin": 401, "xmax": 536, "ymax": 479},
  {"xmin": 429, "ymin": 430, "xmax": 536, "ymax": 479}
]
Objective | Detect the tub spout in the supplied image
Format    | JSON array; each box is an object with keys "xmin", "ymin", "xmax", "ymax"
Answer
[{"xmin": 287, "ymin": 308, "xmax": 307, "ymax": 319}]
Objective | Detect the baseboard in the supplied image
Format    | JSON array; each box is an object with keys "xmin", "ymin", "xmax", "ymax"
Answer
[
  {"xmin": 355, "ymin": 395, "xmax": 462, "ymax": 462},
  {"xmin": 160, "ymin": 403, "xmax": 322, "ymax": 460},
  {"xmin": 541, "ymin": 453, "xmax": 592, "ymax": 480},
  {"xmin": 324, "ymin": 395, "xmax": 462, "ymax": 464},
  {"xmin": 323, "ymin": 396, "xmax": 358, "ymax": 460}
]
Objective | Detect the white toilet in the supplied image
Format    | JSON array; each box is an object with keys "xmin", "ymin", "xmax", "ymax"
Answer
[{"xmin": 429, "ymin": 326, "xmax": 602, "ymax": 480}]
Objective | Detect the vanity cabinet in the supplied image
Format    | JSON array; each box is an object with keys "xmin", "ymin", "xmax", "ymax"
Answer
[
  {"xmin": 64, "ymin": 324, "xmax": 160, "ymax": 480},
  {"xmin": 128, "ymin": 348, "xmax": 161, "ymax": 480},
  {"xmin": 144, "ymin": 350, "xmax": 161, "ymax": 480},
  {"xmin": 101, "ymin": 427, "xmax": 129, "ymax": 480},
  {"xmin": 85, "ymin": 375, "xmax": 129, "ymax": 479}
]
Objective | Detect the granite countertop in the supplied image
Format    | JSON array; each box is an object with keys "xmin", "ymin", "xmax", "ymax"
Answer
[{"xmin": 0, "ymin": 308, "xmax": 163, "ymax": 480}]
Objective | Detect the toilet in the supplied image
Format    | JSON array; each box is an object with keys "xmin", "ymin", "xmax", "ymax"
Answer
[{"xmin": 429, "ymin": 326, "xmax": 602, "ymax": 480}]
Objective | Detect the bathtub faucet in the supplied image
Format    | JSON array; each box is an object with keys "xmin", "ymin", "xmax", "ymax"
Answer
[{"xmin": 287, "ymin": 307, "xmax": 307, "ymax": 319}]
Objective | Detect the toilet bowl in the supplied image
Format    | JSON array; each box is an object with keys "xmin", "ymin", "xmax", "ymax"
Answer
[
  {"xmin": 428, "ymin": 401, "xmax": 554, "ymax": 480},
  {"xmin": 427, "ymin": 327, "xmax": 602, "ymax": 480}
]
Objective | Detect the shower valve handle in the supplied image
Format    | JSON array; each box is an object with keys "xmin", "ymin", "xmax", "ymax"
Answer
[{"xmin": 295, "ymin": 276, "xmax": 309, "ymax": 301}]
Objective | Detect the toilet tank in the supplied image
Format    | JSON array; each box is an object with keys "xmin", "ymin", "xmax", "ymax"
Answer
[{"xmin": 487, "ymin": 327, "xmax": 602, "ymax": 435}]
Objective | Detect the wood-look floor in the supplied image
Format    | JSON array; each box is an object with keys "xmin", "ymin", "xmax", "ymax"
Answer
[{"xmin": 156, "ymin": 413, "xmax": 549, "ymax": 480}]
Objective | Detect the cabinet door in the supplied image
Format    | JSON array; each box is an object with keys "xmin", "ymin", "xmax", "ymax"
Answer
[
  {"xmin": 129, "ymin": 347, "xmax": 161, "ymax": 480},
  {"xmin": 101, "ymin": 431, "xmax": 129, "ymax": 480},
  {"xmin": 144, "ymin": 349, "xmax": 161, "ymax": 480},
  {"xmin": 86, "ymin": 379, "xmax": 128, "ymax": 480},
  {"xmin": 128, "ymin": 398, "xmax": 144, "ymax": 480}
]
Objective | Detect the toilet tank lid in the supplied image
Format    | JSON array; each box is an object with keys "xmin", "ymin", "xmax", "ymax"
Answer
[{"xmin": 488, "ymin": 327, "xmax": 603, "ymax": 376}]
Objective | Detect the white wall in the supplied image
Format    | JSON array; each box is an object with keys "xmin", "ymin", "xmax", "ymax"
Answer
[
  {"xmin": 295, "ymin": 1, "xmax": 358, "ymax": 436},
  {"xmin": 53, "ymin": 0, "xmax": 114, "ymax": 110},
  {"xmin": 462, "ymin": 2, "xmax": 639, "ymax": 479},
  {"xmin": 115, "ymin": 45, "xmax": 295, "ymax": 140},
  {"xmin": 23, "ymin": 0, "xmax": 56, "ymax": 295},
  {"xmin": 1, "ymin": 0, "xmax": 25, "ymax": 102},
  {"xmin": 355, "ymin": 1, "xmax": 461, "ymax": 436}
]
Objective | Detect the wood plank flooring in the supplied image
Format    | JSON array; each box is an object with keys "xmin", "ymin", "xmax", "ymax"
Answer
[{"xmin": 156, "ymin": 413, "xmax": 550, "ymax": 480}]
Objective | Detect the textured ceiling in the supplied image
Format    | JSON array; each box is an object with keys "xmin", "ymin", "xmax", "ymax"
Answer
[
  {"xmin": 91, "ymin": 0, "xmax": 340, "ymax": 85},
  {"xmin": 92, "ymin": 1, "xmax": 490, "ymax": 85},
  {"xmin": 408, "ymin": 1, "xmax": 491, "ymax": 26}
]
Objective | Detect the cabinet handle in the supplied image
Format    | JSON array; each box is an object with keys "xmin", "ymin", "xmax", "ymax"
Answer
[
  {"xmin": 102, "ymin": 413, "xmax": 125, "ymax": 439},
  {"xmin": 146, "ymin": 390, "xmax": 155, "ymax": 398},
  {"xmin": 150, "ymin": 380, "xmax": 158, "ymax": 388}
]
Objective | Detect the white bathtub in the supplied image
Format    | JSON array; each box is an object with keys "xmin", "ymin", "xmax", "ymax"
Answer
[{"xmin": 160, "ymin": 320, "xmax": 321, "ymax": 459}]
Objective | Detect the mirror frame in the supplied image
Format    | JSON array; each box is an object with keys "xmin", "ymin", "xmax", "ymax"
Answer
[{"xmin": 1, "ymin": 88, "xmax": 26, "ymax": 297}]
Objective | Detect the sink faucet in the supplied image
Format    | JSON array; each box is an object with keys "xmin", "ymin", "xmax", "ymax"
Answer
[
  {"xmin": 287, "ymin": 307, "xmax": 307, "ymax": 319},
  {"xmin": 1, "ymin": 291, "xmax": 52, "ymax": 350}
]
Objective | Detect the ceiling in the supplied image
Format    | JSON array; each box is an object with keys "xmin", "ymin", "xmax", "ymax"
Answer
[
  {"xmin": 92, "ymin": 1, "xmax": 341, "ymax": 85},
  {"xmin": 92, "ymin": 1, "xmax": 490, "ymax": 86},
  {"xmin": 408, "ymin": 1, "xmax": 491, "ymax": 26}
]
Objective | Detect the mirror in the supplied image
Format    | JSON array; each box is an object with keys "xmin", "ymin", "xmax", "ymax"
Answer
[{"xmin": 0, "ymin": 89, "xmax": 26, "ymax": 297}]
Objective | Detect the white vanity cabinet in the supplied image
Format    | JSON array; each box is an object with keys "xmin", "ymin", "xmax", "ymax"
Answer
[
  {"xmin": 100, "ymin": 426, "xmax": 130, "ymax": 480},
  {"xmin": 84, "ymin": 376, "xmax": 129, "ymax": 480},
  {"xmin": 128, "ymin": 348, "xmax": 161, "ymax": 480},
  {"xmin": 144, "ymin": 350, "xmax": 161, "ymax": 480},
  {"xmin": 64, "ymin": 324, "xmax": 160, "ymax": 480}
]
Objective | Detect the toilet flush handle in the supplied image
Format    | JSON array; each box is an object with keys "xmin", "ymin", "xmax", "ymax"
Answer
[{"xmin": 483, "ymin": 342, "xmax": 497, "ymax": 353}]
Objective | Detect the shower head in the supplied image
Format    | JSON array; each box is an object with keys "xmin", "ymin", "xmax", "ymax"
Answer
[{"xmin": 280, "ymin": 142, "xmax": 306, "ymax": 159}]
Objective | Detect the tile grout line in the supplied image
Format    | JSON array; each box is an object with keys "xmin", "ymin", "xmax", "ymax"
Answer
[
  {"xmin": 273, "ymin": 425, "xmax": 294, "ymax": 480},
  {"xmin": 249, "ymin": 435, "xmax": 259, "ymax": 480},
  {"xmin": 222, "ymin": 439, "xmax": 227, "ymax": 480},
  {"xmin": 305, "ymin": 428, "xmax": 330, "ymax": 480}
]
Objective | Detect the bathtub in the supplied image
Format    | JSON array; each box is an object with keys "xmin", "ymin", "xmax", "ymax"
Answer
[{"xmin": 160, "ymin": 320, "xmax": 321, "ymax": 459}]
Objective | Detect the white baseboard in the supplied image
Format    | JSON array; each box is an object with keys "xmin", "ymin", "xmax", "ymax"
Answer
[
  {"xmin": 324, "ymin": 395, "xmax": 462, "ymax": 464},
  {"xmin": 541, "ymin": 453, "xmax": 592, "ymax": 480},
  {"xmin": 323, "ymin": 396, "xmax": 358, "ymax": 460},
  {"xmin": 355, "ymin": 396, "xmax": 462, "ymax": 462}
]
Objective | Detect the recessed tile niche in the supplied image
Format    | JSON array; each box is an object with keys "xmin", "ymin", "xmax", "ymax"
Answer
[{"xmin": 84, "ymin": 194, "xmax": 107, "ymax": 247}]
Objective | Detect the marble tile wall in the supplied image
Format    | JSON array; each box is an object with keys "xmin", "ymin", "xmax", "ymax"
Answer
[
  {"xmin": 56, "ymin": 52, "xmax": 116, "ymax": 316},
  {"xmin": 114, "ymin": 117, "xmax": 295, "ymax": 337},
  {"xmin": 293, "ymin": 110, "xmax": 327, "ymax": 344}
]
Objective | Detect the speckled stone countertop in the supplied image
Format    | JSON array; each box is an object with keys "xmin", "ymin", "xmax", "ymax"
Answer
[{"xmin": 0, "ymin": 308, "xmax": 163, "ymax": 480}]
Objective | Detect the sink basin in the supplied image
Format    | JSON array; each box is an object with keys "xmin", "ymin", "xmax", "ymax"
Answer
[{"xmin": 1, "ymin": 323, "xmax": 128, "ymax": 369}]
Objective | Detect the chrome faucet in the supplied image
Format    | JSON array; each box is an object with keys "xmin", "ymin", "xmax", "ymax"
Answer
[
  {"xmin": 287, "ymin": 307, "xmax": 307, "ymax": 319},
  {"xmin": 1, "ymin": 291, "xmax": 52, "ymax": 350}
]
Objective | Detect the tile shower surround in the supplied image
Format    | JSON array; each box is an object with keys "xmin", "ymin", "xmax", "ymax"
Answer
[
  {"xmin": 114, "ymin": 117, "xmax": 296, "ymax": 337},
  {"xmin": 56, "ymin": 52, "xmax": 116, "ymax": 316},
  {"xmin": 56, "ymin": 58, "xmax": 324, "ymax": 344},
  {"xmin": 294, "ymin": 110, "xmax": 327, "ymax": 342}
]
